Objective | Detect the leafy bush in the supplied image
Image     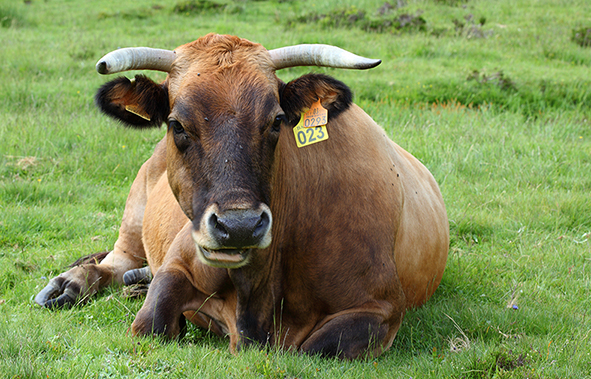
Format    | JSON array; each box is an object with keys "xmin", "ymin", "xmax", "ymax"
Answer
[
  {"xmin": 467, "ymin": 70, "xmax": 516, "ymax": 92},
  {"xmin": 97, "ymin": 7, "xmax": 156, "ymax": 20},
  {"xmin": 363, "ymin": 12, "xmax": 427, "ymax": 33},
  {"xmin": 572, "ymin": 27, "xmax": 591, "ymax": 47},
  {"xmin": 453, "ymin": 14, "xmax": 492, "ymax": 39},
  {"xmin": 173, "ymin": 0, "xmax": 226, "ymax": 14},
  {"xmin": 287, "ymin": 5, "xmax": 427, "ymax": 34},
  {"xmin": 0, "ymin": 6, "xmax": 24, "ymax": 28},
  {"xmin": 434, "ymin": 0, "xmax": 469, "ymax": 5}
]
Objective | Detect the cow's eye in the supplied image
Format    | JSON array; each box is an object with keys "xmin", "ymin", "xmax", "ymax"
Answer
[
  {"xmin": 169, "ymin": 120, "xmax": 191, "ymax": 151},
  {"xmin": 169, "ymin": 120, "xmax": 185, "ymax": 135},
  {"xmin": 272, "ymin": 114, "xmax": 285, "ymax": 132}
]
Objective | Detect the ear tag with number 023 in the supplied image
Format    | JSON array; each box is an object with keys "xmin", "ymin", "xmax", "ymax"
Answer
[{"xmin": 293, "ymin": 99, "xmax": 329, "ymax": 148}]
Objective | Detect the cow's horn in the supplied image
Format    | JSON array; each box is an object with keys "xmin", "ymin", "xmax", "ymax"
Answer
[
  {"xmin": 268, "ymin": 44, "xmax": 381, "ymax": 70},
  {"xmin": 96, "ymin": 47, "xmax": 176, "ymax": 75}
]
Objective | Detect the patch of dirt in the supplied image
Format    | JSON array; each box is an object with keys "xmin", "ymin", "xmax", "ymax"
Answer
[{"xmin": 496, "ymin": 350, "xmax": 528, "ymax": 371}]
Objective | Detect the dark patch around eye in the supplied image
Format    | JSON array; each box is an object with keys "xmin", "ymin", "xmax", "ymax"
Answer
[
  {"xmin": 272, "ymin": 114, "xmax": 285, "ymax": 131},
  {"xmin": 170, "ymin": 120, "xmax": 184, "ymax": 134},
  {"xmin": 169, "ymin": 120, "xmax": 191, "ymax": 151}
]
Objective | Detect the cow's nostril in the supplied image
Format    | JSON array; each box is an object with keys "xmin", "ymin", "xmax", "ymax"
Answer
[
  {"xmin": 253, "ymin": 211, "xmax": 270, "ymax": 240},
  {"xmin": 209, "ymin": 213, "xmax": 229, "ymax": 239}
]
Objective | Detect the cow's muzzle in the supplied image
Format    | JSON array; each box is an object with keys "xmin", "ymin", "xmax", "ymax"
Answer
[{"xmin": 193, "ymin": 204, "xmax": 272, "ymax": 268}]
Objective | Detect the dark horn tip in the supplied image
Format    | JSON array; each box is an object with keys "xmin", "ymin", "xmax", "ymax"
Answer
[
  {"xmin": 96, "ymin": 61, "xmax": 109, "ymax": 75},
  {"xmin": 358, "ymin": 59, "xmax": 382, "ymax": 70}
]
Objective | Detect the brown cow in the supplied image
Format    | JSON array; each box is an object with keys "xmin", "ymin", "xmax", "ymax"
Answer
[{"xmin": 35, "ymin": 34, "xmax": 449, "ymax": 359}]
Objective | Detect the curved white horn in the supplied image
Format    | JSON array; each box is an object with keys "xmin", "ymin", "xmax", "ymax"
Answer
[
  {"xmin": 96, "ymin": 47, "xmax": 176, "ymax": 75},
  {"xmin": 268, "ymin": 44, "xmax": 381, "ymax": 70}
]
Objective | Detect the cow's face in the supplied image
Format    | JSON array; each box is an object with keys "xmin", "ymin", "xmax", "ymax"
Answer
[
  {"xmin": 95, "ymin": 34, "xmax": 355, "ymax": 268},
  {"xmin": 163, "ymin": 38, "xmax": 282, "ymax": 267}
]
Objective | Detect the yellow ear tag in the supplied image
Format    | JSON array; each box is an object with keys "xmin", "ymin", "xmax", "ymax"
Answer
[
  {"xmin": 302, "ymin": 99, "xmax": 328, "ymax": 128},
  {"xmin": 293, "ymin": 99, "xmax": 329, "ymax": 148},
  {"xmin": 125, "ymin": 104, "xmax": 151, "ymax": 121}
]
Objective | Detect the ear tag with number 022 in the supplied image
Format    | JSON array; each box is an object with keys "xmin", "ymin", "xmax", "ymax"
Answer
[{"xmin": 293, "ymin": 99, "xmax": 329, "ymax": 148}]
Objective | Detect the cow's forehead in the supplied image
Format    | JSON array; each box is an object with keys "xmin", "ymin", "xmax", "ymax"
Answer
[{"xmin": 167, "ymin": 34, "xmax": 278, "ymax": 102}]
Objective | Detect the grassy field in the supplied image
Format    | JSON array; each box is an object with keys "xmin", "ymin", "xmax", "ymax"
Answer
[{"xmin": 1, "ymin": 0, "xmax": 590, "ymax": 377}]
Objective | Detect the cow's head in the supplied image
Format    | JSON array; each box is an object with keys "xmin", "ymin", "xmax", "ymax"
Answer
[{"xmin": 95, "ymin": 34, "xmax": 380, "ymax": 268}]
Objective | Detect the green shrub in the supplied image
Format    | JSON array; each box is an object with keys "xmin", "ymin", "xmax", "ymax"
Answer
[
  {"xmin": 173, "ymin": 0, "xmax": 226, "ymax": 14},
  {"xmin": 572, "ymin": 26, "xmax": 591, "ymax": 47},
  {"xmin": 0, "ymin": 6, "xmax": 24, "ymax": 28},
  {"xmin": 287, "ymin": 5, "xmax": 427, "ymax": 34}
]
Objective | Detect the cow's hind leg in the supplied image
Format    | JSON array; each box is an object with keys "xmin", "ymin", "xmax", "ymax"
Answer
[{"xmin": 300, "ymin": 309, "xmax": 404, "ymax": 360}]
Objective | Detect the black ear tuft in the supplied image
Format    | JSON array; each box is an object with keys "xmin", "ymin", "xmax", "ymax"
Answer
[
  {"xmin": 279, "ymin": 74, "xmax": 353, "ymax": 125},
  {"xmin": 95, "ymin": 75, "xmax": 169, "ymax": 129}
]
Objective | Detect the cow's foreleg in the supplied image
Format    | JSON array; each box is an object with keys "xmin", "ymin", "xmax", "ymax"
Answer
[
  {"xmin": 131, "ymin": 270, "xmax": 194, "ymax": 339},
  {"xmin": 299, "ymin": 307, "xmax": 404, "ymax": 359},
  {"xmin": 35, "ymin": 154, "xmax": 155, "ymax": 308},
  {"xmin": 130, "ymin": 265, "xmax": 236, "ymax": 344}
]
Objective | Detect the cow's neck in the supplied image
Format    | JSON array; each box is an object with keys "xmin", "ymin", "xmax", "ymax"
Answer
[{"xmin": 227, "ymin": 244, "xmax": 281, "ymax": 348}]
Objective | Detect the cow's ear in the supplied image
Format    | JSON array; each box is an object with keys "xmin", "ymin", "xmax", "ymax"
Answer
[
  {"xmin": 279, "ymin": 73, "xmax": 353, "ymax": 124},
  {"xmin": 95, "ymin": 75, "xmax": 169, "ymax": 128}
]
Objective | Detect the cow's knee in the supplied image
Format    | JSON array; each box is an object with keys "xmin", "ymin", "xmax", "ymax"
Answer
[
  {"xmin": 131, "ymin": 270, "xmax": 194, "ymax": 339},
  {"xmin": 300, "ymin": 312, "xmax": 400, "ymax": 359}
]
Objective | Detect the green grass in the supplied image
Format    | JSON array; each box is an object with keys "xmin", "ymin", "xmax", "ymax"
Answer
[{"xmin": 1, "ymin": 0, "xmax": 590, "ymax": 377}]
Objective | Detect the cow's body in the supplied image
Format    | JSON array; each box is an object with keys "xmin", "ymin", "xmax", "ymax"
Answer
[{"xmin": 36, "ymin": 34, "xmax": 448, "ymax": 359}]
